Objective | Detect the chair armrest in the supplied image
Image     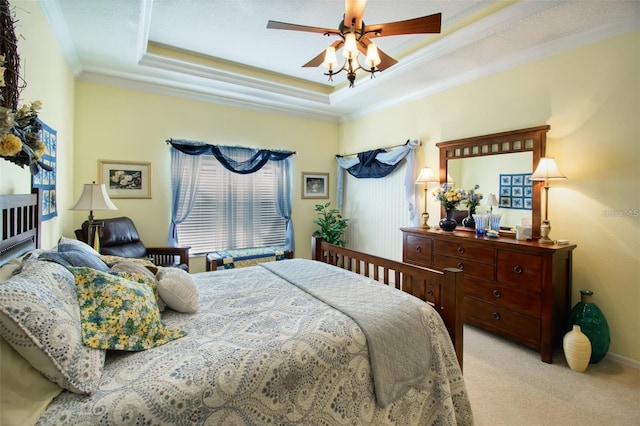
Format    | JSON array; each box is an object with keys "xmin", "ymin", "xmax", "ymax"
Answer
[{"xmin": 146, "ymin": 246, "xmax": 191, "ymax": 271}]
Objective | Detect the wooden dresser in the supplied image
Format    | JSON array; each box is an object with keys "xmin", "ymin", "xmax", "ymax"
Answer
[{"xmin": 401, "ymin": 227, "xmax": 576, "ymax": 363}]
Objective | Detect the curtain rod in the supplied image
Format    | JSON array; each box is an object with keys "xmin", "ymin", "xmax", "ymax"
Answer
[
  {"xmin": 338, "ymin": 140, "xmax": 421, "ymax": 157},
  {"xmin": 165, "ymin": 139, "xmax": 296, "ymax": 154}
]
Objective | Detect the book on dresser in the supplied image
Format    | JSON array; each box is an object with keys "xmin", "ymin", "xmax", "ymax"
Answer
[{"xmin": 401, "ymin": 227, "xmax": 577, "ymax": 363}]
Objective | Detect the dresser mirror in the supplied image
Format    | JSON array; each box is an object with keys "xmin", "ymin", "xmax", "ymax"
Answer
[{"xmin": 436, "ymin": 125, "xmax": 549, "ymax": 238}]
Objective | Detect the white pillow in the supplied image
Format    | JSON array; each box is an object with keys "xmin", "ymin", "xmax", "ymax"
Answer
[{"xmin": 156, "ymin": 267, "xmax": 199, "ymax": 313}]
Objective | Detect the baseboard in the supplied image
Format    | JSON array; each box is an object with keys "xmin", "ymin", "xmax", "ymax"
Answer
[{"xmin": 607, "ymin": 351, "xmax": 640, "ymax": 370}]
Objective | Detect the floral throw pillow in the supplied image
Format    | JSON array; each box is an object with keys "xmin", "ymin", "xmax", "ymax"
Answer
[{"xmin": 70, "ymin": 267, "xmax": 186, "ymax": 351}]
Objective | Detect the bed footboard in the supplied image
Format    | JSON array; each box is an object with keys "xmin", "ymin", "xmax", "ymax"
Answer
[{"xmin": 311, "ymin": 236, "xmax": 464, "ymax": 368}]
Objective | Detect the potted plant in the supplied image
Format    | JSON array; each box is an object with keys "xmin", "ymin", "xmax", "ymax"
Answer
[{"xmin": 312, "ymin": 202, "xmax": 349, "ymax": 247}]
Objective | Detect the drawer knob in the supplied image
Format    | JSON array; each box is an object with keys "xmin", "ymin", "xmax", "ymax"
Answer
[
  {"xmin": 513, "ymin": 265, "xmax": 523, "ymax": 274},
  {"xmin": 457, "ymin": 262, "xmax": 464, "ymax": 270},
  {"xmin": 416, "ymin": 246, "xmax": 422, "ymax": 253},
  {"xmin": 492, "ymin": 312, "xmax": 501, "ymax": 320},
  {"xmin": 492, "ymin": 289, "xmax": 502, "ymax": 298},
  {"xmin": 427, "ymin": 289, "xmax": 434, "ymax": 297},
  {"xmin": 457, "ymin": 247, "xmax": 465, "ymax": 254}
]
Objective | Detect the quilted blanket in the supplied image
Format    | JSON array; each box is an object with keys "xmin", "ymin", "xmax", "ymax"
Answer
[{"xmin": 37, "ymin": 259, "xmax": 473, "ymax": 425}]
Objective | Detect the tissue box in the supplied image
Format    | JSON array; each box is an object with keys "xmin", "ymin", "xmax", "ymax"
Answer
[{"xmin": 516, "ymin": 226, "xmax": 532, "ymax": 241}]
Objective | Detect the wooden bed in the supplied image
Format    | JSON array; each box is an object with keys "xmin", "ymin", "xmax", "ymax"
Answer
[
  {"xmin": 1, "ymin": 191, "xmax": 470, "ymax": 425},
  {"xmin": 1, "ymin": 190, "xmax": 465, "ymax": 367}
]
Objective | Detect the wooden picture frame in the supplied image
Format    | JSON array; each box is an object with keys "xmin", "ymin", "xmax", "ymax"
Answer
[
  {"xmin": 302, "ymin": 172, "xmax": 329, "ymax": 199},
  {"xmin": 98, "ymin": 160, "xmax": 152, "ymax": 199}
]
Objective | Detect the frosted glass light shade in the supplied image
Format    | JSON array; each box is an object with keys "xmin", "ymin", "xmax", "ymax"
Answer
[
  {"xmin": 365, "ymin": 43, "xmax": 381, "ymax": 67},
  {"xmin": 342, "ymin": 33, "xmax": 358, "ymax": 58},
  {"xmin": 322, "ymin": 46, "xmax": 339, "ymax": 70}
]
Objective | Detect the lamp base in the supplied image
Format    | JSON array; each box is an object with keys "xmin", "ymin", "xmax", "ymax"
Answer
[
  {"xmin": 421, "ymin": 212, "xmax": 430, "ymax": 229},
  {"xmin": 539, "ymin": 220, "xmax": 554, "ymax": 244}
]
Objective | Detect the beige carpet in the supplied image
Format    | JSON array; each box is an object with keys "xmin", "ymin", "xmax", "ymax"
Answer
[{"xmin": 463, "ymin": 325, "xmax": 640, "ymax": 426}]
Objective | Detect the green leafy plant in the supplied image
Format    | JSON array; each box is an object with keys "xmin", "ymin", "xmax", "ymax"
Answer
[{"xmin": 312, "ymin": 202, "xmax": 349, "ymax": 247}]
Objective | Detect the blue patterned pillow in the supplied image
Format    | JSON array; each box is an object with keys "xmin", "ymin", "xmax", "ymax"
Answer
[
  {"xmin": 0, "ymin": 259, "xmax": 105, "ymax": 394},
  {"xmin": 38, "ymin": 243, "xmax": 109, "ymax": 271},
  {"xmin": 70, "ymin": 267, "xmax": 186, "ymax": 351}
]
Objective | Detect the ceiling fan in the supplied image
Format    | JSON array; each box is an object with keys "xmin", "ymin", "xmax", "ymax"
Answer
[{"xmin": 267, "ymin": 0, "xmax": 441, "ymax": 87}]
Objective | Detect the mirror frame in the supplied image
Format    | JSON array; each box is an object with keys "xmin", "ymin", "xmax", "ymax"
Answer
[{"xmin": 436, "ymin": 125, "xmax": 549, "ymax": 239}]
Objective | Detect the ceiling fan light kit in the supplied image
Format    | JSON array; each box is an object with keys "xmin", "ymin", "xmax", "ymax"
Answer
[{"xmin": 267, "ymin": 0, "xmax": 441, "ymax": 88}]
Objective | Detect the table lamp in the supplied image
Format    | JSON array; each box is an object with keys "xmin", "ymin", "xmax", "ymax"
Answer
[
  {"xmin": 70, "ymin": 182, "xmax": 118, "ymax": 250},
  {"xmin": 415, "ymin": 167, "xmax": 438, "ymax": 228},
  {"xmin": 487, "ymin": 193, "xmax": 499, "ymax": 213},
  {"xmin": 530, "ymin": 157, "xmax": 566, "ymax": 244}
]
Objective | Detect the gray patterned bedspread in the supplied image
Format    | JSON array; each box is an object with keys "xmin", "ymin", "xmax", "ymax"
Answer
[{"xmin": 38, "ymin": 259, "xmax": 473, "ymax": 425}]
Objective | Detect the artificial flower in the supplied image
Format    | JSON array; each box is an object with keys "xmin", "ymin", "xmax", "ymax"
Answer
[
  {"xmin": 432, "ymin": 184, "xmax": 468, "ymax": 210},
  {"xmin": 465, "ymin": 184, "xmax": 483, "ymax": 210},
  {"xmin": 0, "ymin": 133, "xmax": 21, "ymax": 156}
]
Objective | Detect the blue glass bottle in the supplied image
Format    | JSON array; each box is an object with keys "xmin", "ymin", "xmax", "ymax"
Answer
[{"xmin": 567, "ymin": 290, "xmax": 610, "ymax": 363}]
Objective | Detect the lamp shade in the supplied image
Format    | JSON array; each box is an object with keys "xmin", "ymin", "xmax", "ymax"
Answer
[
  {"xmin": 415, "ymin": 167, "xmax": 438, "ymax": 184},
  {"xmin": 531, "ymin": 157, "xmax": 567, "ymax": 181},
  {"xmin": 322, "ymin": 46, "xmax": 339, "ymax": 70},
  {"xmin": 487, "ymin": 193, "xmax": 499, "ymax": 207},
  {"xmin": 70, "ymin": 183, "xmax": 118, "ymax": 211}
]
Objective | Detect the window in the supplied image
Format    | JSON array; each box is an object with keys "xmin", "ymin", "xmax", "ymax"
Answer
[{"xmin": 175, "ymin": 153, "xmax": 288, "ymax": 255}]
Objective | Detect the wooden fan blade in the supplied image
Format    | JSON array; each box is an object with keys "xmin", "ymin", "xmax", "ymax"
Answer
[
  {"xmin": 364, "ymin": 13, "xmax": 442, "ymax": 37},
  {"xmin": 267, "ymin": 20, "xmax": 339, "ymax": 35},
  {"xmin": 358, "ymin": 39, "xmax": 398, "ymax": 71},
  {"xmin": 344, "ymin": 0, "xmax": 367, "ymax": 28},
  {"xmin": 303, "ymin": 40, "xmax": 344, "ymax": 67}
]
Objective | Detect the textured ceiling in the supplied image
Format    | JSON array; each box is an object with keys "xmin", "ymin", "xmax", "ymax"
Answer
[{"xmin": 40, "ymin": 0, "xmax": 639, "ymax": 122}]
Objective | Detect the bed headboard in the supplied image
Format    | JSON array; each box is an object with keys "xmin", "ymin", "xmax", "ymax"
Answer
[{"xmin": 0, "ymin": 189, "xmax": 41, "ymax": 266}]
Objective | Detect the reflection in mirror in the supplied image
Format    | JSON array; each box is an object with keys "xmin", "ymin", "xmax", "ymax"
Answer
[{"xmin": 447, "ymin": 152, "xmax": 532, "ymax": 229}]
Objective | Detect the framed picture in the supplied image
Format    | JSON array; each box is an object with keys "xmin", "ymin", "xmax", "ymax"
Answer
[
  {"xmin": 302, "ymin": 172, "xmax": 329, "ymax": 199},
  {"xmin": 99, "ymin": 160, "xmax": 152, "ymax": 199}
]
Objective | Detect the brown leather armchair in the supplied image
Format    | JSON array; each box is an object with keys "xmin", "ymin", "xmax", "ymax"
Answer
[{"xmin": 75, "ymin": 217, "xmax": 190, "ymax": 271}]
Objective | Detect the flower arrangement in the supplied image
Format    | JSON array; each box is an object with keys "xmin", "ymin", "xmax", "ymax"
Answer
[
  {"xmin": 0, "ymin": 99, "xmax": 51, "ymax": 174},
  {"xmin": 432, "ymin": 184, "xmax": 467, "ymax": 210},
  {"xmin": 464, "ymin": 184, "xmax": 483, "ymax": 210}
]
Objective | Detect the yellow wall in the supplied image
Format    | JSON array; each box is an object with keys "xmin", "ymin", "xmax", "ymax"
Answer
[
  {"xmin": 340, "ymin": 31, "xmax": 640, "ymax": 363},
  {"xmin": 73, "ymin": 82, "xmax": 338, "ymax": 270},
  {"xmin": 0, "ymin": 1, "xmax": 75, "ymax": 248}
]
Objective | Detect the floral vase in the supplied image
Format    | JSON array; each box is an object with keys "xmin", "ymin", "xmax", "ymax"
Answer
[
  {"xmin": 462, "ymin": 207, "xmax": 476, "ymax": 228},
  {"xmin": 439, "ymin": 209, "xmax": 457, "ymax": 232},
  {"xmin": 563, "ymin": 325, "xmax": 592, "ymax": 372},
  {"xmin": 567, "ymin": 290, "xmax": 610, "ymax": 363}
]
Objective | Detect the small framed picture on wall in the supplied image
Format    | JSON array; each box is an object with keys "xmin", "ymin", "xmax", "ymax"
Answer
[
  {"xmin": 301, "ymin": 172, "xmax": 329, "ymax": 199},
  {"xmin": 99, "ymin": 160, "xmax": 152, "ymax": 199}
]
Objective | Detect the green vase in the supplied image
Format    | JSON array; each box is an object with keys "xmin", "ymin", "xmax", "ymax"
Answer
[{"xmin": 567, "ymin": 290, "xmax": 610, "ymax": 363}]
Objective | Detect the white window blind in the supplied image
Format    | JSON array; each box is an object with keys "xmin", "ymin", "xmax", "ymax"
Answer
[{"xmin": 176, "ymin": 154, "xmax": 287, "ymax": 255}]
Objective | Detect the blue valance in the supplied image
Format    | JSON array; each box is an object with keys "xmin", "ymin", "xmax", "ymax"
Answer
[
  {"xmin": 335, "ymin": 139, "xmax": 421, "ymax": 226},
  {"xmin": 168, "ymin": 139, "xmax": 295, "ymax": 174}
]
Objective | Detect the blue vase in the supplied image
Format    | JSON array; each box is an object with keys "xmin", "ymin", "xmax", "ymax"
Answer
[
  {"xmin": 439, "ymin": 209, "xmax": 457, "ymax": 232},
  {"xmin": 567, "ymin": 290, "xmax": 610, "ymax": 363}
]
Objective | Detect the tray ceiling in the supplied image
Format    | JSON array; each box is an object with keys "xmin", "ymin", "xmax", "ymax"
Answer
[{"xmin": 41, "ymin": 0, "xmax": 639, "ymax": 122}]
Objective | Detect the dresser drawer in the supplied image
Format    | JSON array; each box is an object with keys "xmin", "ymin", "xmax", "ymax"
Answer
[
  {"xmin": 465, "ymin": 277, "xmax": 541, "ymax": 317},
  {"xmin": 403, "ymin": 234, "xmax": 432, "ymax": 267},
  {"xmin": 497, "ymin": 250, "xmax": 543, "ymax": 291},
  {"xmin": 465, "ymin": 297, "xmax": 541, "ymax": 349},
  {"xmin": 434, "ymin": 240, "xmax": 494, "ymax": 263},
  {"xmin": 433, "ymin": 254, "xmax": 494, "ymax": 280}
]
